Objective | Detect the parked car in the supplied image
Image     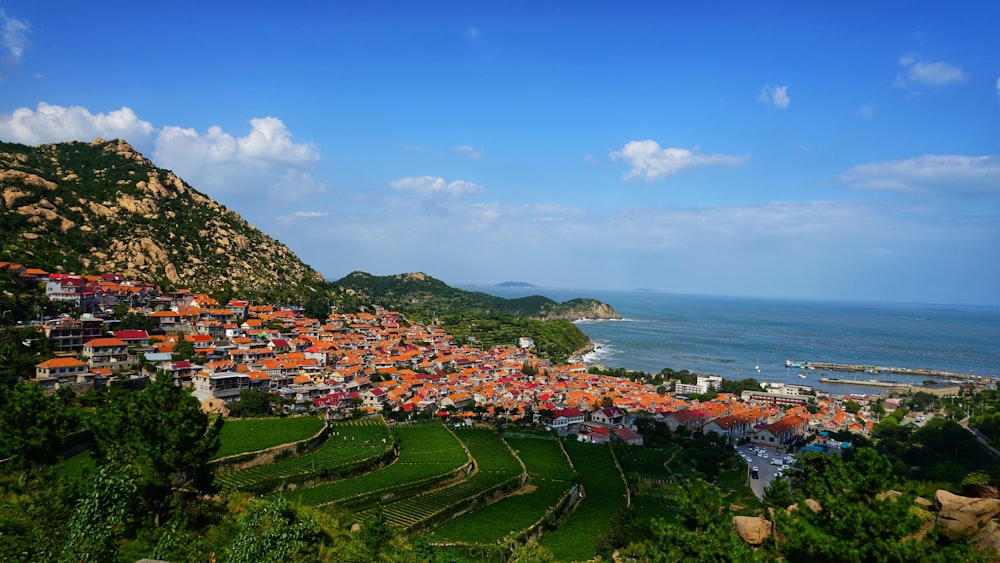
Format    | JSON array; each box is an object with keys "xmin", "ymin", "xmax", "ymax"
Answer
[{"xmin": 751, "ymin": 467, "xmax": 759, "ymax": 479}]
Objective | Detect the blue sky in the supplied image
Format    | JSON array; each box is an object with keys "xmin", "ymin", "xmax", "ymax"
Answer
[{"xmin": 1, "ymin": 2, "xmax": 998, "ymax": 305}]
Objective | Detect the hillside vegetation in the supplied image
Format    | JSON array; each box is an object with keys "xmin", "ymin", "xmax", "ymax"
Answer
[
  {"xmin": 0, "ymin": 138, "xmax": 325, "ymax": 302},
  {"xmin": 334, "ymin": 271, "xmax": 617, "ymax": 362}
]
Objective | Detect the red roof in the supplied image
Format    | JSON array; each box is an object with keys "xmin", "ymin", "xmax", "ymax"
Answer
[{"xmin": 114, "ymin": 330, "xmax": 149, "ymax": 340}]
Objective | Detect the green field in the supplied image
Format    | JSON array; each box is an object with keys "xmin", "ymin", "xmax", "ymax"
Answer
[
  {"xmin": 540, "ymin": 440, "xmax": 628, "ymax": 561},
  {"xmin": 215, "ymin": 417, "xmax": 391, "ymax": 492},
  {"xmin": 206, "ymin": 420, "xmax": 753, "ymax": 562},
  {"xmin": 212, "ymin": 415, "xmax": 325, "ymax": 459},
  {"xmin": 421, "ymin": 434, "xmax": 578, "ymax": 545},
  {"xmin": 283, "ymin": 421, "xmax": 468, "ymax": 508}
]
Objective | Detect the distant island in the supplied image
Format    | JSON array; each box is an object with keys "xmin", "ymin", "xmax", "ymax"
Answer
[{"xmin": 496, "ymin": 281, "xmax": 539, "ymax": 288}]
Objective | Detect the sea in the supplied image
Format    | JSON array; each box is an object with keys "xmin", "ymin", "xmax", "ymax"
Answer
[{"xmin": 477, "ymin": 287, "xmax": 1000, "ymax": 397}]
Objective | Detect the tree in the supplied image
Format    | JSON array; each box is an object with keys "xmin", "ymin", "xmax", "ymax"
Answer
[
  {"xmin": 772, "ymin": 448, "xmax": 964, "ymax": 562},
  {"xmin": 620, "ymin": 479, "xmax": 764, "ymax": 562},
  {"xmin": 843, "ymin": 399, "xmax": 861, "ymax": 414},
  {"xmin": 61, "ymin": 461, "xmax": 140, "ymax": 563},
  {"xmin": 0, "ymin": 381, "xmax": 79, "ymax": 467},
  {"xmin": 170, "ymin": 336, "xmax": 194, "ymax": 361},
  {"xmin": 222, "ymin": 497, "xmax": 324, "ymax": 563},
  {"xmin": 91, "ymin": 373, "xmax": 219, "ymax": 526},
  {"xmin": 227, "ymin": 388, "xmax": 271, "ymax": 418}
]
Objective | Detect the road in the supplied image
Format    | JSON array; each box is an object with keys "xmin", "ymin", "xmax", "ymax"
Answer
[{"xmin": 738, "ymin": 444, "xmax": 787, "ymax": 500}]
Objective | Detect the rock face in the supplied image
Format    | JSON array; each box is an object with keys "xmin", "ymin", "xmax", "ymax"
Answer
[
  {"xmin": 733, "ymin": 515, "xmax": 772, "ymax": 546},
  {"xmin": 0, "ymin": 138, "xmax": 324, "ymax": 299},
  {"xmin": 537, "ymin": 298, "xmax": 622, "ymax": 322},
  {"xmin": 935, "ymin": 490, "xmax": 1000, "ymax": 540}
]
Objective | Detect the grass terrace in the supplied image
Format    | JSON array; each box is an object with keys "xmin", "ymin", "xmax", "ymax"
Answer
[
  {"xmin": 539, "ymin": 440, "xmax": 628, "ymax": 561},
  {"xmin": 212, "ymin": 415, "xmax": 325, "ymax": 460},
  {"xmin": 356, "ymin": 427, "xmax": 524, "ymax": 530},
  {"xmin": 284, "ymin": 421, "xmax": 468, "ymax": 508},
  {"xmin": 506, "ymin": 435, "xmax": 576, "ymax": 481},
  {"xmin": 214, "ymin": 417, "xmax": 391, "ymax": 492}
]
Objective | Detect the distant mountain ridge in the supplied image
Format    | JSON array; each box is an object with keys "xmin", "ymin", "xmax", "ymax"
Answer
[
  {"xmin": 335, "ymin": 271, "xmax": 620, "ymax": 322},
  {"xmin": 0, "ymin": 138, "xmax": 324, "ymax": 301},
  {"xmin": 496, "ymin": 281, "xmax": 539, "ymax": 288}
]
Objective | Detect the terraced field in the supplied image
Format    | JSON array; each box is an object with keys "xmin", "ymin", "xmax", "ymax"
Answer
[
  {"xmin": 424, "ymin": 434, "xmax": 575, "ymax": 544},
  {"xmin": 355, "ymin": 427, "xmax": 523, "ymax": 529},
  {"xmin": 539, "ymin": 440, "xmax": 628, "ymax": 561},
  {"xmin": 215, "ymin": 417, "xmax": 391, "ymax": 492},
  {"xmin": 211, "ymin": 418, "xmax": 637, "ymax": 562},
  {"xmin": 212, "ymin": 415, "xmax": 325, "ymax": 460},
  {"xmin": 283, "ymin": 421, "xmax": 468, "ymax": 508}
]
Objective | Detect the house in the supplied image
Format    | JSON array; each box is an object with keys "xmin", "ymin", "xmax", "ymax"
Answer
[
  {"xmin": 114, "ymin": 330, "xmax": 150, "ymax": 347},
  {"xmin": 191, "ymin": 371, "xmax": 251, "ymax": 402},
  {"xmin": 591, "ymin": 406, "xmax": 627, "ymax": 426},
  {"xmin": 362, "ymin": 388, "xmax": 388, "ymax": 409},
  {"xmin": 33, "ymin": 357, "xmax": 94, "ymax": 390},
  {"xmin": 541, "ymin": 407, "xmax": 586, "ymax": 429},
  {"xmin": 614, "ymin": 427, "xmax": 644, "ymax": 446},
  {"xmin": 35, "ymin": 357, "xmax": 89, "ymax": 380},
  {"xmin": 44, "ymin": 317, "xmax": 105, "ymax": 352},
  {"xmin": 750, "ymin": 415, "xmax": 809, "ymax": 447},
  {"xmin": 702, "ymin": 413, "xmax": 754, "ymax": 442},
  {"xmin": 660, "ymin": 408, "xmax": 708, "ymax": 433},
  {"xmin": 82, "ymin": 337, "xmax": 131, "ymax": 372}
]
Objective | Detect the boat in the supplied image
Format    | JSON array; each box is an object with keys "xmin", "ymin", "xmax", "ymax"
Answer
[
  {"xmin": 785, "ymin": 360, "xmax": 803, "ymax": 368},
  {"xmin": 798, "ymin": 372, "xmax": 807, "ymax": 379},
  {"xmin": 755, "ymin": 355, "xmax": 760, "ymax": 373}
]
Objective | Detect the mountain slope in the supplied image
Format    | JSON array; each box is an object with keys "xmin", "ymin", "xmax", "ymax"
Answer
[
  {"xmin": 0, "ymin": 138, "xmax": 324, "ymax": 300},
  {"xmin": 334, "ymin": 271, "xmax": 620, "ymax": 321}
]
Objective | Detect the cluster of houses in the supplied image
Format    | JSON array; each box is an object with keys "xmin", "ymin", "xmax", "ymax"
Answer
[{"xmin": 6, "ymin": 261, "xmax": 885, "ymax": 448}]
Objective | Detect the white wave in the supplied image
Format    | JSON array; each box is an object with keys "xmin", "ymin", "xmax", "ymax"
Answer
[
  {"xmin": 574, "ymin": 317, "xmax": 640, "ymax": 324},
  {"xmin": 581, "ymin": 340, "xmax": 618, "ymax": 364}
]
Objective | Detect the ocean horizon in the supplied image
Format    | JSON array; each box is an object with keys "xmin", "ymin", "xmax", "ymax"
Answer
[{"xmin": 476, "ymin": 286, "xmax": 1000, "ymax": 397}]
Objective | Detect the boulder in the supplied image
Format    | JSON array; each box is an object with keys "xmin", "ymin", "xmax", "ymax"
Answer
[
  {"xmin": 972, "ymin": 520, "xmax": 1000, "ymax": 554},
  {"xmin": 733, "ymin": 515, "xmax": 772, "ymax": 546},
  {"xmin": 935, "ymin": 489, "xmax": 1000, "ymax": 540}
]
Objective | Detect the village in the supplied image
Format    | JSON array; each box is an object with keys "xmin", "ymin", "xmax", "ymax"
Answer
[{"xmin": 4, "ymin": 261, "xmax": 958, "ymax": 452}]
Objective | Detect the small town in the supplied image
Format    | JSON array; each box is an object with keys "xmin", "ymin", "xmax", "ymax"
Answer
[{"xmin": 5, "ymin": 259, "xmax": 969, "ymax": 453}]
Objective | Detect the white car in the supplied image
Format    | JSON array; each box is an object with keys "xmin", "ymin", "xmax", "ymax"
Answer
[{"xmin": 761, "ymin": 453, "xmax": 769, "ymax": 459}]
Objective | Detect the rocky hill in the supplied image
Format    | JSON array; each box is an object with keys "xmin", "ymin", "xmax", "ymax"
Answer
[
  {"xmin": 335, "ymin": 270, "xmax": 621, "ymax": 322},
  {"xmin": 0, "ymin": 138, "xmax": 324, "ymax": 301}
]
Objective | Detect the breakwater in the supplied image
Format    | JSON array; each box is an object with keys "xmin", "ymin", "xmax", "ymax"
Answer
[
  {"xmin": 788, "ymin": 360, "xmax": 981, "ymax": 381},
  {"xmin": 818, "ymin": 378, "xmax": 915, "ymax": 390}
]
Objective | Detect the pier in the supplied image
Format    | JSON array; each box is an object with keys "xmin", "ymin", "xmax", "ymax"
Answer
[
  {"xmin": 818, "ymin": 378, "xmax": 915, "ymax": 390},
  {"xmin": 786, "ymin": 360, "xmax": 981, "ymax": 381}
]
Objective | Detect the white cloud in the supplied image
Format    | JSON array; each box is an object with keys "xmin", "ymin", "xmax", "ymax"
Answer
[
  {"xmin": 294, "ymin": 211, "xmax": 328, "ymax": 218},
  {"xmin": 758, "ymin": 84, "xmax": 790, "ymax": 109},
  {"xmin": 237, "ymin": 117, "xmax": 319, "ymax": 164},
  {"xmin": 152, "ymin": 117, "xmax": 320, "ymax": 197},
  {"xmin": 857, "ymin": 104, "xmax": 875, "ymax": 119},
  {"xmin": 1, "ymin": 9, "xmax": 30, "ymax": 80},
  {"xmin": 610, "ymin": 140, "xmax": 747, "ymax": 181},
  {"xmin": 896, "ymin": 55, "xmax": 967, "ymax": 88},
  {"xmin": 454, "ymin": 145, "xmax": 483, "ymax": 159},
  {"xmin": 0, "ymin": 102, "xmax": 154, "ymax": 145},
  {"xmin": 388, "ymin": 176, "xmax": 484, "ymax": 197},
  {"xmin": 837, "ymin": 154, "xmax": 1000, "ymax": 197},
  {"xmin": 996, "ymin": 77, "xmax": 1000, "ymax": 102},
  {"xmin": 467, "ymin": 26, "xmax": 482, "ymax": 39},
  {"xmin": 155, "ymin": 116, "xmax": 317, "ymax": 167}
]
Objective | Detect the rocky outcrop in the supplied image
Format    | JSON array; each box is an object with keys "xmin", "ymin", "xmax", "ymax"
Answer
[
  {"xmin": 537, "ymin": 298, "xmax": 621, "ymax": 322},
  {"xmin": 935, "ymin": 490, "xmax": 1000, "ymax": 540},
  {"xmin": 0, "ymin": 138, "xmax": 325, "ymax": 299},
  {"xmin": 733, "ymin": 515, "xmax": 772, "ymax": 546}
]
